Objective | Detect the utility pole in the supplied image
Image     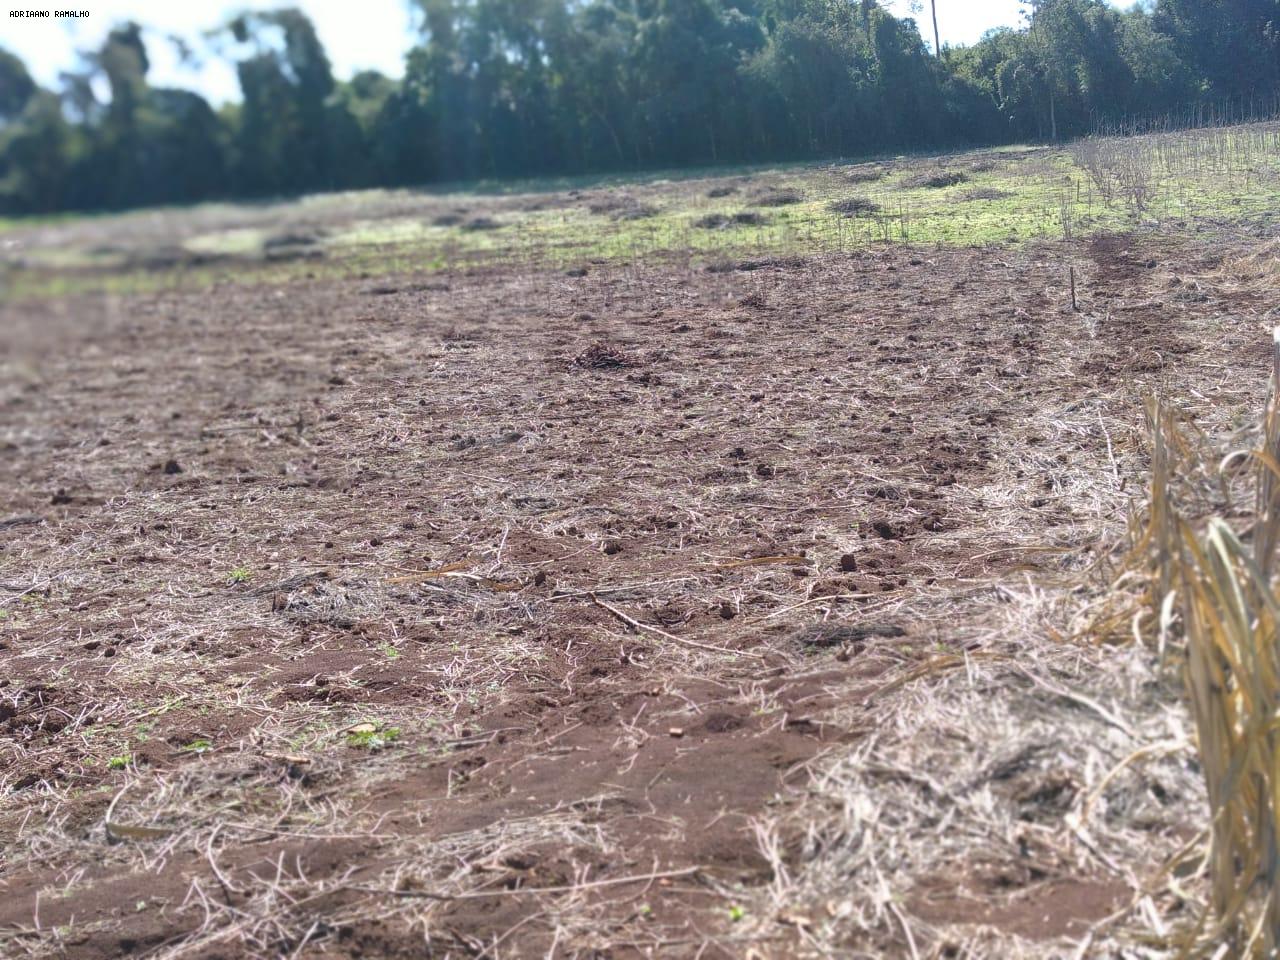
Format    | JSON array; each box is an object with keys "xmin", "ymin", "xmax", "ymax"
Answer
[{"xmin": 930, "ymin": 0, "xmax": 941, "ymax": 58}]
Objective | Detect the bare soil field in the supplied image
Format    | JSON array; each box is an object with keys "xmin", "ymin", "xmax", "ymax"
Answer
[{"xmin": 2, "ymin": 153, "xmax": 1280, "ymax": 956}]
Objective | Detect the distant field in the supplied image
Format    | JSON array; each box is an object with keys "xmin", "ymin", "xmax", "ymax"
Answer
[
  {"xmin": 3, "ymin": 122, "xmax": 1278, "ymax": 300},
  {"xmin": 2, "ymin": 122, "xmax": 1279, "ymax": 958}
]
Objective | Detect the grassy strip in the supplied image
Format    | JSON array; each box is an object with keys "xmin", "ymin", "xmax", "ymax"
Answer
[{"xmin": 3, "ymin": 123, "xmax": 1278, "ymax": 301}]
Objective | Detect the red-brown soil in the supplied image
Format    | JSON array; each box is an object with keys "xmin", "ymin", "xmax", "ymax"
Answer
[{"xmin": 0, "ymin": 235, "xmax": 1271, "ymax": 957}]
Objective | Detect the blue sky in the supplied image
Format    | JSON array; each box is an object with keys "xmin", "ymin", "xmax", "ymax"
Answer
[{"xmin": 3, "ymin": 0, "xmax": 1028, "ymax": 105}]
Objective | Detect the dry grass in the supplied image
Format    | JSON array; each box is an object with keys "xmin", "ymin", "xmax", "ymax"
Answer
[
  {"xmin": 4, "ymin": 125, "xmax": 1280, "ymax": 954},
  {"xmin": 740, "ymin": 637, "xmax": 1199, "ymax": 957},
  {"xmin": 0, "ymin": 245, "xmax": 1165, "ymax": 956},
  {"xmin": 1124, "ymin": 332, "xmax": 1280, "ymax": 956}
]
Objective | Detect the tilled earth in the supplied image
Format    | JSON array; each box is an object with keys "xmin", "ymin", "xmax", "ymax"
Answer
[{"xmin": 0, "ymin": 235, "xmax": 1271, "ymax": 957}]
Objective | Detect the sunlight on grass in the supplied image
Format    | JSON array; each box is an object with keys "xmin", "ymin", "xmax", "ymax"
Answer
[
  {"xmin": 4, "ymin": 122, "xmax": 1278, "ymax": 301},
  {"xmin": 185, "ymin": 227, "xmax": 267, "ymax": 258}
]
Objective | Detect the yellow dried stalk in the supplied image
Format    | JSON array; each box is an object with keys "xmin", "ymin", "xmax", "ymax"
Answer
[{"xmin": 1143, "ymin": 330, "xmax": 1280, "ymax": 955}]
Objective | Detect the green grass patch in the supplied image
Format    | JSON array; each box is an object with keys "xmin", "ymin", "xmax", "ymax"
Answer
[
  {"xmin": 185, "ymin": 227, "xmax": 266, "ymax": 258},
  {"xmin": 5, "ymin": 124, "xmax": 1278, "ymax": 302},
  {"xmin": 345, "ymin": 724, "xmax": 401, "ymax": 751}
]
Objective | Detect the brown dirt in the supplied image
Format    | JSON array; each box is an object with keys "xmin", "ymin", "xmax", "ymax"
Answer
[{"xmin": 0, "ymin": 234, "xmax": 1270, "ymax": 957}]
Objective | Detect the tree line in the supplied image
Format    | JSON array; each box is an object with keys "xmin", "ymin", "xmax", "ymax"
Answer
[{"xmin": 1, "ymin": 0, "xmax": 1278, "ymax": 215}]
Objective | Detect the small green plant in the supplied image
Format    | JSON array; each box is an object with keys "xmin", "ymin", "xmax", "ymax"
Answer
[
  {"xmin": 107, "ymin": 754, "xmax": 131, "ymax": 770},
  {"xmin": 228, "ymin": 567, "xmax": 253, "ymax": 584},
  {"xmin": 183, "ymin": 739, "xmax": 212, "ymax": 753},
  {"xmin": 379, "ymin": 643, "xmax": 400, "ymax": 660},
  {"xmin": 729, "ymin": 905, "xmax": 746, "ymax": 922},
  {"xmin": 345, "ymin": 724, "xmax": 401, "ymax": 750}
]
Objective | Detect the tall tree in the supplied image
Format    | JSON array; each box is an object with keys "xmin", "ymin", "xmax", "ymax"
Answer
[
  {"xmin": 0, "ymin": 91, "xmax": 75, "ymax": 213},
  {"xmin": 0, "ymin": 47, "xmax": 37, "ymax": 123},
  {"xmin": 3, "ymin": 0, "xmax": 1280, "ymax": 215},
  {"xmin": 224, "ymin": 7, "xmax": 345, "ymax": 194},
  {"xmin": 1154, "ymin": 0, "xmax": 1280, "ymax": 102}
]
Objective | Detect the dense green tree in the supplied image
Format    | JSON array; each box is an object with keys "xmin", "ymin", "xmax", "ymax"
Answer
[
  {"xmin": 138, "ymin": 89, "xmax": 228, "ymax": 202},
  {"xmin": 0, "ymin": 47, "xmax": 37, "ymax": 123},
  {"xmin": 554, "ymin": 3, "xmax": 644, "ymax": 166},
  {"xmin": 370, "ymin": 47, "xmax": 443, "ymax": 184},
  {"xmin": 1154, "ymin": 0, "xmax": 1280, "ymax": 101},
  {"xmin": 226, "ymin": 8, "xmax": 345, "ymax": 193},
  {"xmin": 1, "ymin": 0, "xmax": 1278, "ymax": 215},
  {"xmin": 91, "ymin": 23, "xmax": 151, "ymax": 206},
  {"xmin": 630, "ymin": 0, "xmax": 765, "ymax": 164},
  {"xmin": 0, "ymin": 92, "xmax": 76, "ymax": 213},
  {"xmin": 5, "ymin": 24, "xmax": 227, "ymax": 211}
]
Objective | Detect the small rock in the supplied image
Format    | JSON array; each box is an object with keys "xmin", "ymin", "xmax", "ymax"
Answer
[
  {"xmin": 838, "ymin": 553, "xmax": 858, "ymax": 572},
  {"xmin": 602, "ymin": 539, "xmax": 623, "ymax": 556},
  {"xmin": 163, "ymin": 459, "xmax": 183, "ymax": 475}
]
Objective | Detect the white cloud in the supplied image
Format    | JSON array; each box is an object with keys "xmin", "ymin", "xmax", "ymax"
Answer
[
  {"xmin": 4, "ymin": 0, "xmax": 416, "ymax": 104},
  {"xmin": 883, "ymin": 0, "xmax": 1028, "ymax": 51}
]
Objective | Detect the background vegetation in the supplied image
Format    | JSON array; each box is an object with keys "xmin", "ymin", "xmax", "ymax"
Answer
[{"xmin": 0, "ymin": 0, "xmax": 1278, "ymax": 215}]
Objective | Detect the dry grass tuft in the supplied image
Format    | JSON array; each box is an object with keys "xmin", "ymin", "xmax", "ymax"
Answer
[
  {"xmin": 750, "ymin": 188, "xmax": 804, "ymax": 207},
  {"xmin": 828, "ymin": 197, "xmax": 882, "ymax": 217},
  {"xmin": 571, "ymin": 342, "xmax": 640, "ymax": 370},
  {"xmin": 1129, "ymin": 331, "xmax": 1280, "ymax": 956},
  {"xmin": 905, "ymin": 170, "xmax": 969, "ymax": 190},
  {"xmin": 694, "ymin": 211, "xmax": 769, "ymax": 229},
  {"xmin": 841, "ymin": 167, "xmax": 887, "ymax": 184},
  {"xmin": 1211, "ymin": 241, "xmax": 1280, "ymax": 310}
]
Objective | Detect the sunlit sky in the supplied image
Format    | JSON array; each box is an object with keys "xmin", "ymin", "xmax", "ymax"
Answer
[{"xmin": 4, "ymin": 0, "xmax": 1030, "ymax": 106}]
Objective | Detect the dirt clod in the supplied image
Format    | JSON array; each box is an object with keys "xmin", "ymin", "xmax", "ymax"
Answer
[
  {"xmin": 872, "ymin": 519, "xmax": 902, "ymax": 540},
  {"xmin": 572, "ymin": 342, "xmax": 639, "ymax": 370}
]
